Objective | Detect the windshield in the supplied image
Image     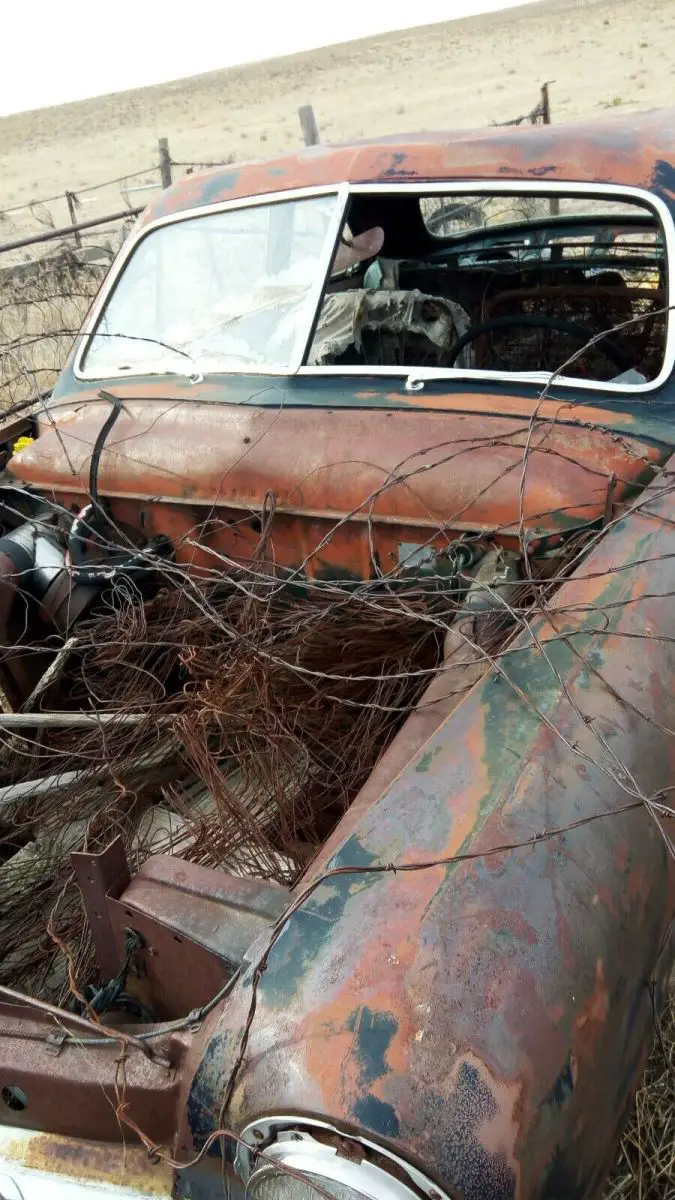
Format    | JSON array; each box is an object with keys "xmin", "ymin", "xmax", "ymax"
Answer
[{"xmin": 82, "ymin": 193, "xmax": 341, "ymax": 377}]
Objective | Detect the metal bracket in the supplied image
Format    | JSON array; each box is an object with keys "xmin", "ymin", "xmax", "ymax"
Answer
[
  {"xmin": 71, "ymin": 837, "xmax": 131, "ymax": 980},
  {"xmin": 186, "ymin": 1008, "xmax": 203, "ymax": 1033},
  {"xmin": 45, "ymin": 1031, "xmax": 67, "ymax": 1056}
]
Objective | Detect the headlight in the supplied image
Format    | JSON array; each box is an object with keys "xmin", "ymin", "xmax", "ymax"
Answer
[
  {"xmin": 249, "ymin": 1164, "xmax": 373, "ymax": 1199},
  {"xmin": 237, "ymin": 1119, "xmax": 452, "ymax": 1200}
]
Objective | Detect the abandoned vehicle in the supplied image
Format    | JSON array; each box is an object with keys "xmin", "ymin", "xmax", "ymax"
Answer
[{"xmin": 0, "ymin": 107, "xmax": 674, "ymax": 1200}]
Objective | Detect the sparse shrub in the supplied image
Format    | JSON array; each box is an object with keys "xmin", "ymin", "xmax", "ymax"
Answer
[{"xmin": 0, "ymin": 250, "xmax": 111, "ymax": 408}]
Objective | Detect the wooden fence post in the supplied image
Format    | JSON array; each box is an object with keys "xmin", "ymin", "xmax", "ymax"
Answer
[
  {"xmin": 158, "ymin": 138, "xmax": 172, "ymax": 188},
  {"xmin": 541, "ymin": 81, "xmax": 553, "ymax": 125},
  {"xmin": 298, "ymin": 105, "xmax": 320, "ymax": 146},
  {"xmin": 539, "ymin": 83, "xmax": 559, "ymax": 214},
  {"xmin": 65, "ymin": 191, "xmax": 82, "ymax": 249}
]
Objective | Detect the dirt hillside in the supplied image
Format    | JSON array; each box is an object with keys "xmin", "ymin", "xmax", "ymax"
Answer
[{"xmin": 0, "ymin": 0, "xmax": 672, "ymax": 236}]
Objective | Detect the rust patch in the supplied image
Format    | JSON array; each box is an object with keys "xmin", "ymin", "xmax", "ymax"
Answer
[
  {"xmin": 5, "ymin": 1131, "xmax": 173, "ymax": 1193},
  {"xmin": 575, "ymin": 959, "xmax": 610, "ymax": 1042}
]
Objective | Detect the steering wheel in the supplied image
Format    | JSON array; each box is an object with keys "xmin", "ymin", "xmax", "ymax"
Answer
[{"xmin": 446, "ymin": 313, "xmax": 632, "ymax": 373}]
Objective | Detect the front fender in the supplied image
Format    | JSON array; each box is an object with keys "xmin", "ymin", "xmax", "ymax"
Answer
[{"xmin": 182, "ymin": 464, "xmax": 675, "ymax": 1200}]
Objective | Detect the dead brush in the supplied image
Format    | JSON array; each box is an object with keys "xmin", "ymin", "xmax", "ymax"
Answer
[
  {"xmin": 0, "ymin": 252, "xmax": 109, "ymax": 406},
  {"xmin": 0, "ymin": 575, "xmax": 443, "ymax": 997},
  {"xmin": 603, "ymin": 995, "xmax": 675, "ymax": 1199}
]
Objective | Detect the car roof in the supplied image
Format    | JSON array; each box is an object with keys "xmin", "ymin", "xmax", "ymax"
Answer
[{"xmin": 140, "ymin": 108, "xmax": 675, "ymax": 227}]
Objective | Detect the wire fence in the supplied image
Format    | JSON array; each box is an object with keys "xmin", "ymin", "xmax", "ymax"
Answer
[{"xmin": 0, "ymin": 82, "xmax": 556, "ymax": 270}]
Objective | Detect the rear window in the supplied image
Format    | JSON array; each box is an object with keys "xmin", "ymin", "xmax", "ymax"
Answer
[{"xmin": 420, "ymin": 195, "xmax": 653, "ymax": 237}]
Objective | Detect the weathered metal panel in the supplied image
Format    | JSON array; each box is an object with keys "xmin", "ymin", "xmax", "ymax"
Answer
[
  {"xmin": 0, "ymin": 1000, "xmax": 183, "ymax": 1144},
  {"xmin": 0, "ymin": 1126, "xmax": 173, "ymax": 1198},
  {"xmin": 182, "ymin": 459, "xmax": 675, "ymax": 1200},
  {"xmin": 138, "ymin": 109, "xmax": 675, "ymax": 224},
  {"xmin": 71, "ymin": 837, "xmax": 131, "ymax": 980},
  {"xmin": 109, "ymin": 857, "xmax": 288, "ymax": 1020},
  {"xmin": 8, "ymin": 399, "xmax": 664, "ymax": 578}
]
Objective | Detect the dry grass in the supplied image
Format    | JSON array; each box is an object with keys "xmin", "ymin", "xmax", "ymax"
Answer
[
  {"xmin": 1, "ymin": 0, "xmax": 673, "ymax": 222},
  {"xmin": 604, "ymin": 996, "xmax": 675, "ymax": 1199},
  {"xmin": 0, "ymin": 251, "xmax": 108, "ymax": 406}
]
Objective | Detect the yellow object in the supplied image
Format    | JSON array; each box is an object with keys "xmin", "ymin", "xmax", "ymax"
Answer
[{"xmin": 12, "ymin": 436, "xmax": 34, "ymax": 455}]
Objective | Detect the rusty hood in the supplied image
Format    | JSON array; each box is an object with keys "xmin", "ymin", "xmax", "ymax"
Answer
[{"xmin": 8, "ymin": 396, "xmax": 665, "ymax": 542}]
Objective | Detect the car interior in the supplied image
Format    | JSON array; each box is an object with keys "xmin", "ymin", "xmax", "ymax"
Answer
[{"xmin": 309, "ymin": 190, "xmax": 668, "ymax": 384}]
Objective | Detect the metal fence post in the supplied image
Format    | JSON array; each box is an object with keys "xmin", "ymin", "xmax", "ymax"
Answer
[{"xmin": 158, "ymin": 137, "xmax": 172, "ymax": 188}]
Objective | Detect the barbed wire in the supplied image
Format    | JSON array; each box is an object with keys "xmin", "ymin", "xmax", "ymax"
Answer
[
  {"xmin": 0, "ymin": 247, "xmax": 673, "ymax": 1198},
  {"xmin": 0, "ymin": 167, "xmax": 158, "ymax": 222}
]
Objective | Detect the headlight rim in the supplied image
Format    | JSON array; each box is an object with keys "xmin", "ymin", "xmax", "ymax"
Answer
[{"xmin": 236, "ymin": 1115, "xmax": 453, "ymax": 1200}]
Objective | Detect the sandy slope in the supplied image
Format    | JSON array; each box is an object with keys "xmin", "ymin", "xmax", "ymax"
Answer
[{"xmin": 0, "ymin": 0, "xmax": 673, "ymax": 240}]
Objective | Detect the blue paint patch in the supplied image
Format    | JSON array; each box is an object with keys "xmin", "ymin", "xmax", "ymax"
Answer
[
  {"xmin": 345, "ymin": 1006, "xmax": 397, "ymax": 1085},
  {"xmin": 435, "ymin": 1061, "xmax": 517, "ymax": 1200},
  {"xmin": 256, "ymin": 841, "xmax": 380, "ymax": 1008},
  {"xmin": 542, "ymin": 1056, "xmax": 575, "ymax": 1109},
  {"xmin": 187, "ymin": 1031, "xmax": 235, "ymax": 1149},
  {"xmin": 381, "ymin": 153, "xmax": 418, "ymax": 179},
  {"xmin": 331, "ymin": 833, "xmax": 380, "ymax": 872},
  {"xmin": 652, "ymin": 159, "xmax": 675, "ymax": 202},
  {"xmin": 416, "ymin": 744, "xmax": 442, "ymax": 773},
  {"xmin": 198, "ymin": 172, "xmax": 241, "ymax": 205},
  {"xmin": 352, "ymin": 1094, "xmax": 401, "ymax": 1139},
  {"xmin": 540, "ymin": 1149, "xmax": 582, "ymax": 1199}
]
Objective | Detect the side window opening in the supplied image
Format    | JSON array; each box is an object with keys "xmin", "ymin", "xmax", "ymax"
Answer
[{"xmin": 307, "ymin": 190, "xmax": 668, "ymax": 385}]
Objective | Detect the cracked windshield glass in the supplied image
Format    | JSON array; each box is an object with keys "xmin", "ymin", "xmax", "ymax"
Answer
[{"xmin": 82, "ymin": 193, "xmax": 339, "ymax": 376}]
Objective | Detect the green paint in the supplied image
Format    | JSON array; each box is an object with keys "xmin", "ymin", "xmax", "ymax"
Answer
[
  {"xmin": 257, "ymin": 833, "xmax": 381, "ymax": 1008},
  {"xmin": 416, "ymin": 744, "xmax": 442, "ymax": 773},
  {"xmin": 345, "ymin": 1006, "xmax": 398, "ymax": 1085}
]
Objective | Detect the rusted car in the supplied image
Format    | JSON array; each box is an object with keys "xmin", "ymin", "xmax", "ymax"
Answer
[{"xmin": 0, "ymin": 107, "xmax": 674, "ymax": 1200}]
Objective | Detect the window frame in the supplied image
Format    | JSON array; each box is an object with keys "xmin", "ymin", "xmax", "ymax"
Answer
[{"xmin": 73, "ymin": 179, "xmax": 674, "ymax": 396}]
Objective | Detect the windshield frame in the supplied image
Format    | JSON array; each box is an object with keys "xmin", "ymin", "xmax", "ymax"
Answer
[
  {"xmin": 74, "ymin": 183, "xmax": 350, "ymax": 381},
  {"xmin": 73, "ymin": 179, "xmax": 673, "ymax": 397}
]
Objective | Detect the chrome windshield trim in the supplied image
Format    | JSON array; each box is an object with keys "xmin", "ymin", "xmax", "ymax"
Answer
[{"xmin": 74, "ymin": 179, "xmax": 672, "ymax": 397}]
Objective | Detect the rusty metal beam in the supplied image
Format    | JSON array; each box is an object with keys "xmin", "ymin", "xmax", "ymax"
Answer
[
  {"xmin": 0, "ymin": 208, "xmax": 142, "ymax": 255},
  {"xmin": 72, "ymin": 838, "xmax": 131, "ymax": 980}
]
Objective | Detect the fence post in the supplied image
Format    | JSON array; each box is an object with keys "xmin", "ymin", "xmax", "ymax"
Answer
[
  {"xmin": 158, "ymin": 137, "xmax": 172, "ymax": 188},
  {"xmin": 298, "ymin": 105, "xmax": 320, "ymax": 146},
  {"xmin": 540, "ymin": 82, "xmax": 553, "ymax": 125},
  {"xmin": 65, "ymin": 191, "xmax": 82, "ymax": 249},
  {"xmin": 537, "ymin": 83, "xmax": 559, "ymax": 215}
]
